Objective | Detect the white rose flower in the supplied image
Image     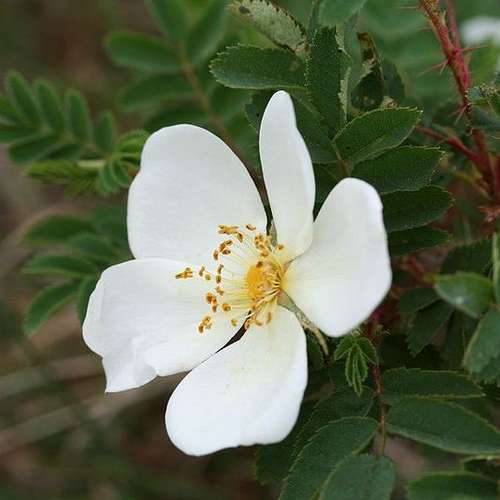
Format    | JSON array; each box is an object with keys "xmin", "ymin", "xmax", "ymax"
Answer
[{"xmin": 83, "ymin": 91, "xmax": 392, "ymax": 456}]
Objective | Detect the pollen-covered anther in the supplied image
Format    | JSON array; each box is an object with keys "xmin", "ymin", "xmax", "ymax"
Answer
[
  {"xmin": 218, "ymin": 225, "xmax": 239, "ymax": 235},
  {"xmin": 198, "ymin": 266, "xmax": 206, "ymax": 277},
  {"xmin": 245, "ymin": 224, "xmax": 256, "ymax": 231},
  {"xmin": 198, "ymin": 315, "xmax": 213, "ymax": 334},
  {"xmin": 213, "ymin": 250, "xmax": 219, "ymax": 261},
  {"xmin": 175, "ymin": 267, "xmax": 194, "ymax": 279}
]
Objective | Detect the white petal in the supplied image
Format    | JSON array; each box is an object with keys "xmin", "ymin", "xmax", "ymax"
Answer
[
  {"xmin": 284, "ymin": 178, "xmax": 392, "ymax": 337},
  {"xmin": 259, "ymin": 91, "xmax": 315, "ymax": 260},
  {"xmin": 128, "ymin": 125, "xmax": 267, "ymax": 264},
  {"xmin": 165, "ymin": 306, "xmax": 307, "ymax": 456},
  {"xmin": 461, "ymin": 17, "xmax": 500, "ymax": 45},
  {"xmin": 83, "ymin": 259, "xmax": 239, "ymax": 392}
]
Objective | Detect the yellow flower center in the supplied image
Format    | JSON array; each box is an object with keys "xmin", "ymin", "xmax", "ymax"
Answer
[{"xmin": 175, "ymin": 224, "xmax": 286, "ymax": 334}]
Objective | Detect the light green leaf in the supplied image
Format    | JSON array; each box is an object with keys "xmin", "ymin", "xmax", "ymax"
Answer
[
  {"xmin": 435, "ymin": 272, "xmax": 493, "ymax": 318},
  {"xmin": 382, "ymin": 368, "xmax": 483, "ymax": 405},
  {"xmin": 211, "ymin": 45, "xmax": 306, "ymax": 90},
  {"xmin": 319, "ymin": 455, "xmax": 395, "ymax": 500},
  {"xmin": 65, "ymin": 90, "xmax": 92, "ymax": 143},
  {"xmin": 382, "ymin": 186, "xmax": 453, "ymax": 232},
  {"xmin": 307, "ymin": 27, "xmax": 350, "ymax": 134},
  {"xmin": 399, "ymin": 287, "xmax": 439, "ymax": 316},
  {"xmin": 408, "ymin": 471, "xmax": 498, "ymax": 500},
  {"xmin": 5, "ymin": 70, "xmax": 41, "ymax": 126},
  {"xmin": 334, "ymin": 108, "xmax": 421, "ymax": 165},
  {"xmin": 229, "ymin": 0, "xmax": 306, "ymax": 54},
  {"xmin": 352, "ymin": 146, "xmax": 442, "ymax": 194},
  {"xmin": 464, "ymin": 306, "xmax": 500, "ymax": 379},
  {"xmin": 23, "ymin": 254, "xmax": 98, "ymax": 278},
  {"xmin": 24, "ymin": 215, "xmax": 93, "ymax": 245},
  {"xmin": 387, "ymin": 397, "xmax": 500, "ymax": 454},
  {"xmin": 280, "ymin": 417, "xmax": 377, "ymax": 500},
  {"xmin": 23, "ymin": 282, "xmax": 80, "ymax": 336},
  {"xmin": 145, "ymin": 0, "xmax": 187, "ymax": 43},
  {"xmin": 106, "ymin": 31, "xmax": 180, "ymax": 73},
  {"xmin": 389, "ymin": 227, "xmax": 450, "ymax": 256},
  {"xmin": 186, "ymin": 0, "xmax": 227, "ymax": 66},
  {"xmin": 318, "ymin": 0, "xmax": 368, "ymax": 27},
  {"xmin": 407, "ymin": 301, "xmax": 453, "ymax": 356}
]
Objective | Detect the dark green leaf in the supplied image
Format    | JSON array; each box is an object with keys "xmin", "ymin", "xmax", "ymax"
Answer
[
  {"xmin": 307, "ymin": 27, "xmax": 350, "ymax": 134},
  {"xmin": 35, "ymin": 80, "xmax": 65, "ymax": 133},
  {"xmin": 65, "ymin": 91, "xmax": 92, "ymax": 143},
  {"xmin": 442, "ymin": 239, "xmax": 492, "ymax": 274},
  {"xmin": 399, "ymin": 287, "xmax": 439, "ymax": 316},
  {"xmin": 23, "ymin": 255, "xmax": 98, "ymax": 278},
  {"xmin": 76, "ymin": 277, "xmax": 98, "ymax": 325},
  {"xmin": 211, "ymin": 45, "xmax": 306, "ymax": 90},
  {"xmin": 408, "ymin": 471, "xmax": 498, "ymax": 500},
  {"xmin": 229, "ymin": 0, "xmax": 306, "ymax": 54},
  {"xmin": 24, "ymin": 215, "xmax": 93, "ymax": 245},
  {"xmin": 94, "ymin": 111, "xmax": 117, "ymax": 154},
  {"xmin": 186, "ymin": 0, "xmax": 227, "ymax": 66},
  {"xmin": 352, "ymin": 146, "xmax": 442, "ymax": 194},
  {"xmin": 9, "ymin": 134, "xmax": 60, "ymax": 164},
  {"xmin": 106, "ymin": 31, "xmax": 180, "ymax": 73},
  {"xmin": 464, "ymin": 306, "xmax": 500, "ymax": 379},
  {"xmin": 145, "ymin": 0, "xmax": 187, "ymax": 43},
  {"xmin": 319, "ymin": 455, "xmax": 395, "ymax": 500},
  {"xmin": 23, "ymin": 282, "xmax": 80, "ymax": 335},
  {"xmin": 382, "ymin": 368, "xmax": 483, "ymax": 405},
  {"xmin": 471, "ymin": 106, "xmax": 500, "ymax": 134},
  {"xmin": 280, "ymin": 417, "xmax": 377, "ymax": 500},
  {"xmin": 0, "ymin": 124, "xmax": 34, "ymax": 142},
  {"xmin": 334, "ymin": 108, "xmax": 421, "ymax": 165},
  {"xmin": 407, "ymin": 301, "xmax": 453, "ymax": 356},
  {"xmin": 389, "ymin": 227, "xmax": 450, "ymax": 256},
  {"xmin": 68, "ymin": 233, "xmax": 119, "ymax": 263},
  {"xmin": 387, "ymin": 397, "xmax": 500, "ymax": 454},
  {"xmin": 382, "ymin": 186, "xmax": 452, "ymax": 232},
  {"xmin": 435, "ymin": 272, "xmax": 493, "ymax": 319},
  {"xmin": 0, "ymin": 94, "xmax": 21, "ymax": 124},
  {"xmin": 493, "ymin": 233, "xmax": 500, "ymax": 303},
  {"xmin": 5, "ymin": 70, "xmax": 41, "ymax": 126}
]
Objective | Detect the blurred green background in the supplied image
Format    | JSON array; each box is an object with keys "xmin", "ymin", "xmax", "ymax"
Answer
[{"xmin": 1, "ymin": 1, "xmax": 499, "ymax": 499}]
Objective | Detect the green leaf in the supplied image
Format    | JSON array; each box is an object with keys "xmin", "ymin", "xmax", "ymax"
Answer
[
  {"xmin": 292, "ymin": 387, "xmax": 374, "ymax": 461},
  {"xmin": 318, "ymin": 0, "xmax": 368, "ymax": 26},
  {"xmin": 0, "ymin": 94, "xmax": 22, "ymax": 124},
  {"xmin": 352, "ymin": 146, "xmax": 442, "ymax": 194},
  {"xmin": 65, "ymin": 90, "xmax": 92, "ymax": 143},
  {"xmin": 319, "ymin": 455, "xmax": 395, "ymax": 500},
  {"xmin": 24, "ymin": 215, "xmax": 93, "ymax": 245},
  {"xmin": 211, "ymin": 45, "xmax": 306, "ymax": 90},
  {"xmin": 407, "ymin": 301, "xmax": 453, "ymax": 356},
  {"xmin": 0, "ymin": 124, "xmax": 32, "ymax": 142},
  {"xmin": 464, "ymin": 307, "xmax": 500, "ymax": 379},
  {"xmin": 35, "ymin": 80, "xmax": 65, "ymax": 133},
  {"xmin": 389, "ymin": 227, "xmax": 450, "ymax": 256},
  {"xmin": 229, "ymin": 0, "xmax": 306, "ymax": 54},
  {"xmin": 23, "ymin": 255, "xmax": 98, "ymax": 278},
  {"xmin": 118, "ymin": 74, "xmax": 191, "ymax": 111},
  {"xmin": 105, "ymin": 31, "xmax": 180, "ymax": 73},
  {"xmin": 76, "ymin": 277, "xmax": 98, "ymax": 325},
  {"xmin": 408, "ymin": 472, "xmax": 498, "ymax": 500},
  {"xmin": 387, "ymin": 397, "xmax": 500, "ymax": 454},
  {"xmin": 23, "ymin": 281, "xmax": 80, "ymax": 336},
  {"xmin": 94, "ymin": 111, "xmax": 117, "ymax": 154},
  {"xmin": 334, "ymin": 108, "xmax": 421, "ymax": 165},
  {"xmin": 442, "ymin": 239, "xmax": 492, "ymax": 274},
  {"xmin": 382, "ymin": 368, "xmax": 483, "ymax": 405},
  {"xmin": 186, "ymin": 0, "xmax": 227, "ymax": 66},
  {"xmin": 382, "ymin": 186, "xmax": 452, "ymax": 232},
  {"xmin": 435, "ymin": 272, "xmax": 493, "ymax": 319},
  {"xmin": 68, "ymin": 233, "xmax": 119, "ymax": 263},
  {"xmin": 492, "ymin": 233, "xmax": 500, "ymax": 303},
  {"xmin": 307, "ymin": 27, "xmax": 350, "ymax": 134},
  {"xmin": 255, "ymin": 402, "xmax": 314, "ymax": 484},
  {"xmin": 471, "ymin": 107, "xmax": 500, "ymax": 134},
  {"xmin": 399, "ymin": 287, "xmax": 439, "ymax": 316},
  {"xmin": 5, "ymin": 70, "xmax": 41, "ymax": 126},
  {"xmin": 9, "ymin": 134, "xmax": 60, "ymax": 164},
  {"xmin": 280, "ymin": 417, "xmax": 377, "ymax": 500},
  {"xmin": 145, "ymin": 0, "xmax": 187, "ymax": 43}
]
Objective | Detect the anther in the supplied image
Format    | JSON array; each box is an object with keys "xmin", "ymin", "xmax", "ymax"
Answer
[
  {"xmin": 246, "ymin": 224, "xmax": 256, "ymax": 231},
  {"xmin": 175, "ymin": 267, "xmax": 193, "ymax": 279},
  {"xmin": 222, "ymin": 303, "xmax": 231, "ymax": 312},
  {"xmin": 213, "ymin": 250, "xmax": 219, "ymax": 261},
  {"xmin": 198, "ymin": 266, "xmax": 206, "ymax": 277}
]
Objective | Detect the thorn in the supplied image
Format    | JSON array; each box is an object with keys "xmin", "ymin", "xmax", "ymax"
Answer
[
  {"xmin": 418, "ymin": 59, "xmax": 449, "ymax": 76},
  {"xmin": 398, "ymin": 4, "xmax": 420, "ymax": 10}
]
